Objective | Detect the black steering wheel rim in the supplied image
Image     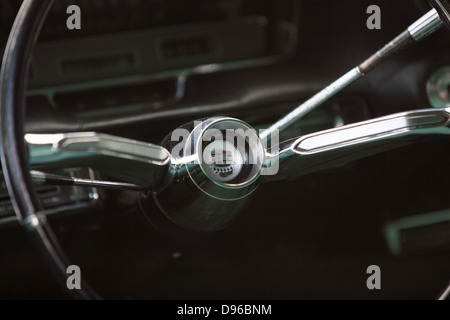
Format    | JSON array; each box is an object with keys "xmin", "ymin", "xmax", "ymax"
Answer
[
  {"xmin": 429, "ymin": 0, "xmax": 450, "ymax": 31},
  {"xmin": 0, "ymin": 0, "xmax": 99, "ymax": 299}
]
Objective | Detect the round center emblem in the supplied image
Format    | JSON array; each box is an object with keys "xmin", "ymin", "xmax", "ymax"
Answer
[{"xmin": 202, "ymin": 140, "xmax": 244, "ymax": 182}]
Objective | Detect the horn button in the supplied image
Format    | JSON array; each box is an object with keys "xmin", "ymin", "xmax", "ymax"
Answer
[
  {"xmin": 152, "ymin": 117, "xmax": 266, "ymax": 232},
  {"xmin": 202, "ymin": 140, "xmax": 244, "ymax": 183}
]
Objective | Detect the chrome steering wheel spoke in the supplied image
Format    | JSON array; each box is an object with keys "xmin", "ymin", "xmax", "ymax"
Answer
[
  {"xmin": 26, "ymin": 132, "xmax": 172, "ymax": 191},
  {"xmin": 267, "ymin": 108, "xmax": 450, "ymax": 181}
]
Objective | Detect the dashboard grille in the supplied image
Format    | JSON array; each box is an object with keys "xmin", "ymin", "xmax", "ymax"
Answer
[{"xmin": 1, "ymin": 0, "xmax": 280, "ymax": 41}]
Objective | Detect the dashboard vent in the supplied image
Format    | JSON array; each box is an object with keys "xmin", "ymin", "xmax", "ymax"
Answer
[
  {"xmin": 1, "ymin": 0, "xmax": 287, "ymax": 41},
  {"xmin": 384, "ymin": 209, "xmax": 450, "ymax": 255},
  {"xmin": 53, "ymin": 78, "xmax": 178, "ymax": 113}
]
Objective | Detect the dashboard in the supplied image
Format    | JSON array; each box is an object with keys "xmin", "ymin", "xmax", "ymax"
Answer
[{"xmin": 2, "ymin": 0, "xmax": 450, "ymax": 299}]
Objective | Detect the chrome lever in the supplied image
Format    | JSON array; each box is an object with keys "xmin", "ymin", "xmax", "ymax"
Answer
[
  {"xmin": 26, "ymin": 132, "xmax": 172, "ymax": 191},
  {"xmin": 268, "ymin": 108, "xmax": 450, "ymax": 180},
  {"xmin": 30, "ymin": 170, "xmax": 144, "ymax": 191},
  {"xmin": 260, "ymin": 9, "xmax": 443, "ymax": 141}
]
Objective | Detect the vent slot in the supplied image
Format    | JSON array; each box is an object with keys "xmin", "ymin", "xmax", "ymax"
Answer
[
  {"xmin": 61, "ymin": 53, "xmax": 136, "ymax": 76},
  {"xmin": 0, "ymin": 186, "xmax": 58, "ymax": 204},
  {"xmin": 400, "ymin": 222, "xmax": 450, "ymax": 253},
  {"xmin": 53, "ymin": 79, "xmax": 177, "ymax": 113},
  {"xmin": 384, "ymin": 209, "xmax": 450, "ymax": 255},
  {"xmin": 162, "ymin": 37, "xmax": 213, "ymax": 59}
]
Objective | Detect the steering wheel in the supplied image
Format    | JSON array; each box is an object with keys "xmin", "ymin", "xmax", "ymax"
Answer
[{"xmin": 2, "ymin": 0, "xmax": 450, "ymax": 299}]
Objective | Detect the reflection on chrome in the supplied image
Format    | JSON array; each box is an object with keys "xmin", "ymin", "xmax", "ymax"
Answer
[
  {"xmin": 25, "ymin": 133, "xmax": 66, "ymax": 145},
  {"xmin": 26, "ymin": 132, "xmax": 171, "ymax": 190},
  {"xmin": 269, "ymin": 108, "xmax": 450, "ymax": 180}
]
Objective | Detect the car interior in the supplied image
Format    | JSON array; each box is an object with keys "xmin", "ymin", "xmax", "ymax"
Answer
[{"xmin": 1, "ymin": 0, "xmax": 450, "ymax": 300}]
